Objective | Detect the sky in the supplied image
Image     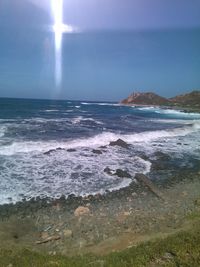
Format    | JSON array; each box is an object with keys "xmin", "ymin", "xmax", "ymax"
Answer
[{"xmin": 0, "ymin": 0, "xmax": 200, "ymax": 101}]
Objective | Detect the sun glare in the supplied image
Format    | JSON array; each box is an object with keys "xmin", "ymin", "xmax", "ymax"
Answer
[{"xmin": 51, "ymin": 0, "xmax": 63, "ymax": 90}]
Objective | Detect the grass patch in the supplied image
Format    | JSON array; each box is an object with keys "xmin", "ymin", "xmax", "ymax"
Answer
[{"xmin": 0, "ymin": 220, "xmax": 200, "ymax": 267}]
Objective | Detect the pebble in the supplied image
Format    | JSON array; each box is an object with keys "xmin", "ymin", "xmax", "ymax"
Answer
[
  {"xmin": 63, "ymin": 229, "xmax": 73, "ymax": 238},
  {"xmin": 74, "ymin": 206, "xmax": 90, "ymax": 217}
]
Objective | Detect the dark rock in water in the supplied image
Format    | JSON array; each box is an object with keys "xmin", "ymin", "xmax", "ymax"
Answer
[
  {"xmin": 154, "ymin": 151, "xmax": 171, "ymax": 161},
  {"xmin": 67, "ymin": 149, "xmax": 76, "ymax": 152},
  {"xmin": 99, "ymin": 146, "xmax": 107, "ymax": 149},
  {"xmin": 115, "ymin": 169, "xmax": 132, "ymax": 178},
  {"xmin": 56, "ymin": 147, "xmax": 64, "ymax": 151},
  {"xmin": 138, "ymin": 153, "xmax": 150, "ymax": 161},
  {"xmin": 109, "ymin": 139, "xmax": 129, "ymax": 149},
  {"xmin": 92, "ymin": 149, "xmax": 103, "ymax": 155},
  {"xmin": 151, "ymin": 162, "xmax": 167, "ymax": 171},
  {"xmin": 104, "ymin": 167, "xmax": 114, "ymax": 175},
  {"xmin": 44, "ymin": 147, "xmax": 65, "ymax": 155},
  {"xmin": 44, "ymin": 149, "xmax": 55, "ymax": 155},
  {"xmin": 104, "ymin": 167, "xmax": 131, "ymax": 178}
]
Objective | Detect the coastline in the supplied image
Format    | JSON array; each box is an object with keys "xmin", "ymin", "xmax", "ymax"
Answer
[
  {"xmin": 120, "ymin": 103, "xmax": 200, "ymax": 114},
  {"xmin": 0, "ymin": 165, "xmax": 200, "ymax": 257},
  {"xmin": 0, "ymin": 99, "xmax": 200, "ymax": 265}
]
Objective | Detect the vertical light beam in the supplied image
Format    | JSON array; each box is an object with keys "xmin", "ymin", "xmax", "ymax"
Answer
[{"xmin": 52, "ymin": 0, "xmax": 63, "ymax": 90}]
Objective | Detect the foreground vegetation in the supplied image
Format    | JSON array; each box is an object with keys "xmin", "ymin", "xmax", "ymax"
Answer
[{"xmin": 0, "ymin": 215, "xmax": 200, "ymax": 267}]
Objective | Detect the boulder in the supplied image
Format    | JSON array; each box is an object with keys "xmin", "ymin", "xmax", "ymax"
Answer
[
  {"xmin": 92, "ymin": 149, "xmax": 103, "ymax": 155},
  {"xmin": 44, "ymin": 147, "xmax": 64, "ymax": 155},
  {"xmin": 109, "ymin": 139, "xmax": 129, "ymax": 148},
  {"xmin": 154, "ymin": 151, "xmax": 171, "ymax": 161},
  {"xmin": 104, "ymin": 167, "xmax": 131, "ymax": 178},
  {"xmin": 115, "ymin": 169, "xmax": 131, "ymax": 178},
  {"xmin": 67, "ymin": 148, "xmax": 76, "ymax": 152},
  {"xmin": 104, "ymin": 167, "xmax": 114, "ymax": 175}
]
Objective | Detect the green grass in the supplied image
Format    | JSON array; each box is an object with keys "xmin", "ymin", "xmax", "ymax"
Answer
[{"xmin": 1, "ymin": 220, "xmax": 200, "ymax": 267}]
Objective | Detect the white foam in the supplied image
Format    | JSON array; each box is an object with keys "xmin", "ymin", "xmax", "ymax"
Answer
[
  {"xmin": 155, "ymin": 109, "xmax": 200, "ymax": 118},
  {"xmin": 136, "ymin": 106, "xmax": 200, "ymax": 119},
  {"xmin": 0, "ymin": 148, "xmax": 151, "ymax": 204},
  {"xmin": 138, "ymin": 106, "xmax": 157, "ymax": 111},
  {"xmin": 1, "ymin": 121, "xmax": 199, "ymax": 156},
  {"xmin": 81, "ymin": 102, "xmax": 120, "ymax": 107},
  {"xmin": 71, "ymin": 116, "xmax": 103, "ymax": 125},
  {"xmin": 44, "ymin": 109, "xmax": 59, "ymax": 112},
  {"xmin": 0, "ymin": 126, "xmax": 7, "ymax": 138}
]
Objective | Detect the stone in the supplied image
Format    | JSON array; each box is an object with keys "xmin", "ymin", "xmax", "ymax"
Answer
[
  {"xmin": 74, "ymin": 206, "xmax": 90, "ymax": 217},
  {"xmin": 92, "ymin": 149, "xmax": 103, "ymax": 155},
  {"xmin": 63, "ymin": 229, "xmax": 73, "ymax": 238},
  {"xmin": 115, "ymin": 169, "xmax": 131, "ymax": 178},
  {"xmin": 67, "ymin": 149, "xmax": 76, "ymax": 152},
  {"xmin": 109, "ymin": 139, "xmax": 129, "ymax": 148},
  {"xmin": 104, "ymin": 167, "xmax": 131, "ymax": 178},
  {"xmin": 41, "ymin": 232, "xmax": 49, "ymax": 240},
  {"xmin": 44, "ymin": 147, "xmax": 64, "ymax": 155},
  {"xmin": 44, "ymin": 149, "xmax": 55, "ymax": 155},
  {"xmin": 104, "ymin": 167, "xmax": 114, "ymax": 175},
  {"xmin": 154, "ymin": 151, "xmax": 171, "ymax": 161}
]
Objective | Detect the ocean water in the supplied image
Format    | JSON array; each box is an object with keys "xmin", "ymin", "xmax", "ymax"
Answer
[{"xmin": 0, "ymin": 98, "xmax": 200, "ymax": 204}]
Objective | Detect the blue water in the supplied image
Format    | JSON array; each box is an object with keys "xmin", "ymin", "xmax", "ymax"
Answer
[{"xmin": 0, "ymin": 98, "xmax": 200, "ymax": 204}]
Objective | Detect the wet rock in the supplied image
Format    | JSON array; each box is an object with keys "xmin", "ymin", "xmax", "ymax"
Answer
[
  {"xmin": 109, "ymin": 139, "xmax": 129, "ymax": 149},
  {"xmin": 138, "ymin": 153, "xmax": 150, "ymax": 161},
  {"xmin": 99, "ymin": 146, "xmax": 107, "ymax": 149},
  {"xmin": 92, "ymin": 149, "xmax": 103, "ymax": 155},
  {"xmin": 151, "ymin": 161, "xmax": 167, "ymax": 171},
  {"xmin": 44, "ymin": 147, "xmax": 64, "ymax": 155},
  {"xmin": 74, "ymin": 206, "xmax": 90, "ymax": 217},
  {"xmin": 67, "ymin": 148, "xmax": 76, "ymax": 152},
  {"xmin": 115, "ymin": 169, "xmax": 131, "ymax": 178},
  {"xmin": 44, "ymin": 149, "xmax": 55, "ymax": 155},
  {"xmin": 154, "ymin": 151, "xmax": 171, "ymax": 161},
  {"xmin": 104, "ymin": 167, "xmax": 131, "ymax": 178},
  {"xmin": 104, "ymin": 167, "xmax": 115, "ymax": 175}
]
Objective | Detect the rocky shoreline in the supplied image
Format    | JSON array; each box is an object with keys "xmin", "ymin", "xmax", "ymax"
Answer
[{"xmin": 0, "ymin": 157, "xmax": 200, "ymax": 256}]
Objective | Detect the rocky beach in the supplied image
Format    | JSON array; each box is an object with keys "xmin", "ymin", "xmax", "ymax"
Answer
[
  {"xmin": 0, "ymin": 97, "xmax": 200, "ymax": 266},
  {"xmin": 0, "ymin": 139, "xmax": 200, "ymax": 258}
]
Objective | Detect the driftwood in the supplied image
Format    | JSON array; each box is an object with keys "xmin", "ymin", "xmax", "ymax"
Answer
[
  {"xmin": 135, "ymin": 173, "xmax": 165, "ymax": 201},
  {"xmin": 36, "ymin": 235, "xmax": 61, "ymax": 244}
]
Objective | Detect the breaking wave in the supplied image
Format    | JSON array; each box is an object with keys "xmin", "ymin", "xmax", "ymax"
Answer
[{"xmin": 0, "ymin": 121, "xmax": 199, "ymax": 156}]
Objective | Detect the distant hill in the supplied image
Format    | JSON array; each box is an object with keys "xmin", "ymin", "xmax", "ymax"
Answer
[
  {"xmin": 121, "ymin": 90, "xmax": 200, "ymax": 108},
  {"xmin": 170, "ymin": 91, "xmax": 200, "ymax": 108},
  {"xmin": 121, "ymin": 92, "xmax": 170, "ymax": 106}
]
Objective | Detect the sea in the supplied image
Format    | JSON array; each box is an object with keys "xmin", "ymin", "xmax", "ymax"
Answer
[{"xmin": 0, "ymin": 97, "xmax": 200, "ymax": 204}]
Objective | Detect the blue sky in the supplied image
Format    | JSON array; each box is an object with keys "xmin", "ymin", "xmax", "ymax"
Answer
[{"xmin": 0, "ymin": 0, "xmax": 200, "ymax": 101}]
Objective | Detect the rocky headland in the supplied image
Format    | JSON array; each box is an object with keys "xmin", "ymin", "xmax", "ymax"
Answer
[{"xmin": 121, "ymin": 90, "xmax": 200, "ymax": 111}]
